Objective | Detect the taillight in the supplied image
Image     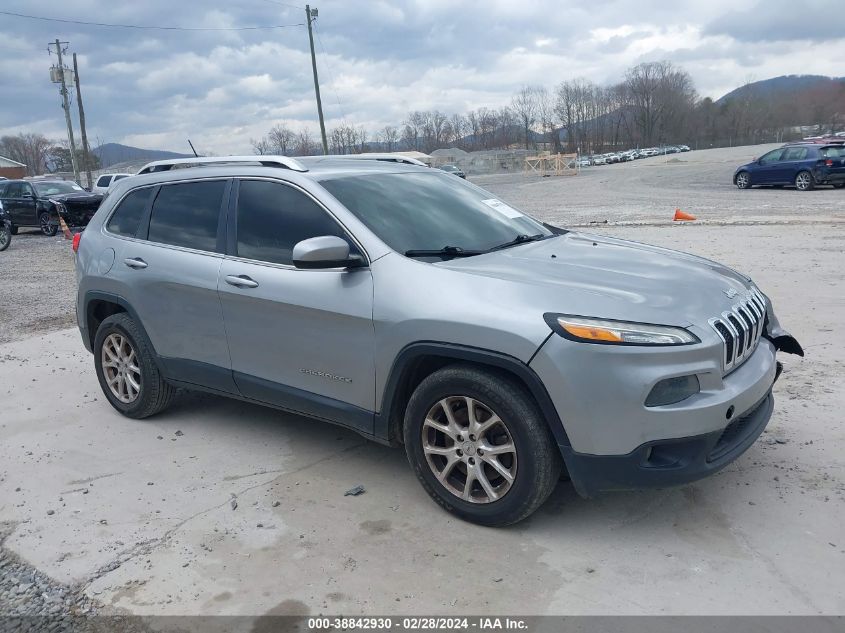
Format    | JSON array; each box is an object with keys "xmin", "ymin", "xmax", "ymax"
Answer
[
  {"xmin": 72, "ymin": 232, "xmax": 82, "ymax": 252},
  {"xmin": 825, "ymin": 159, "xmax": 834, "ymax": 166}
]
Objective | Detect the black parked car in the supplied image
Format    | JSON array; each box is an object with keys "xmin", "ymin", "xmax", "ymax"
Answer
[
  {"xmin": 0, "ymin": 179, "xmax": 103, "ymax": 236},
  {"xmin": 0, "ymin": 200, "xmax": 11, "ymax": 251},
  {"xmin": 438, "ymin": 164, "xmax": 466, "ymax": 178}
]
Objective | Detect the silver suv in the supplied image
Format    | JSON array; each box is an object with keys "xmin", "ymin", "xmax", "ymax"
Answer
[{"xmin": 74, "ymin": 155, "xmax": 803, "ymax": 526}]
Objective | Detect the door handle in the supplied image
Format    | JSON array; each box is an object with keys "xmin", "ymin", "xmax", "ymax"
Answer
[
  {"xmin": 123, "ymin": 257, "xmax": 148, "ymax": 269},
  {"xmin": 225, "ymin": 274, "xmax": 259, "ymax": 289}
]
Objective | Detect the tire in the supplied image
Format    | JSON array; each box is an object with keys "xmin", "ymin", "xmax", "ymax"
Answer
[
  {"xmin": 39, "ymin": 212, "xmax": 58, "ymax": 236},
  {"xmin": 9, "ymin": 225, "xmax": 18, "ymax": 235},
  {"xmin": 0, "ymin": 225, "xmax": 10, "ymax": 252},
  {"xmin": 795, "ymin": 170, "xmax": 814, "ymax": 191},
  {"xmin": 403, "ymin": 364, "xmax": 561, "ymax": 526},
  {"xmin": 93, "ymin": 313, "xmax": 175, "ymax": 419},
  {"xmin": 735, "ymin": 171, "xmax": 751, "ymax": 189},
  {"xmin": 833, "ymin": 183, "xmax": 845, "ymax": 189}
]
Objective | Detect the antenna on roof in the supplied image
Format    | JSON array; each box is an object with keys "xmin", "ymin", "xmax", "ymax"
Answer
[{"xmin": 187, "ymin": 139, "xmax": 199, "ymax": 157}]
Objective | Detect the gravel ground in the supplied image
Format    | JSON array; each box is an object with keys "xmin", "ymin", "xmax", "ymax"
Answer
[
  {"xmin": 0, "ymin": 522, "xmax": 100, "ymax": 619},
  {"xmin": 0, "ymin": 230, "xmax": 77, "ymax": 346}
]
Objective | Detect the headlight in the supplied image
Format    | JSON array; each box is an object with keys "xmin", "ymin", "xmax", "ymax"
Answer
[{"xmin": 544, "ymin": 314, "xmax": 699, "ymax": 346}]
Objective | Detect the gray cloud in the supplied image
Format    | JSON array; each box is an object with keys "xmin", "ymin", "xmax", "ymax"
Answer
[
  {"xmin": 1, "ymin": 0, "xmax": 843, "ymax": 154},
  {"xmin": 704, "ymin": 0, "xmax": 844, "ymax": 42}
]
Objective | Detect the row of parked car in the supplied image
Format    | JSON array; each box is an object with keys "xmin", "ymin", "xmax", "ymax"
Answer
[{"xmin": 578, "ymin": 145, "xmax": 691, "ymax": 167}]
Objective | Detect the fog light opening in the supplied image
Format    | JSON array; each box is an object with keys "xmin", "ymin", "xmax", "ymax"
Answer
[
  {"xmin": 645, "ymin": 374, "xmax": 700, "ymax": 407},
  {"xmin": 726, "ymin": 405, "xmax": 735, "ymax": 420}
]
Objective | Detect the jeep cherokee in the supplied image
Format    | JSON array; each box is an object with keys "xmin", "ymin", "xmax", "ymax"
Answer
[{"xmin": 74, "ymin": 155, "xmax": 803, "ymax": 526}]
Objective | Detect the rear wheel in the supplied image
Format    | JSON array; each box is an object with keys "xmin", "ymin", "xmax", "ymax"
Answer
[
  {"xmin": 795, "ymin": 170, "xmax": 814, "ymax": 191},
  {"xmin": 94, "ymin": 313, "xmax": 175, "ymax": 419},
  {"xmin": 735, "ymin": 171, "xmax": 751, "ymax": 189},
  {"xmin": 403, "ymin": 364, "xmax": 561, "ymax": 526},
  {"xmin": 39, "ymin": 212, "xmax": 58, "ymax": 236}
]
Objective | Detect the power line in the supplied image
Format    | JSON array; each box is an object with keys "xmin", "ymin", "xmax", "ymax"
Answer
[
  {"xmin": 0, "ymin": 10, "xmax": 304, "ymax": 31},
  {"xmin": 313, "ymin": 21, "xmax": 346, "ymax": 121},
  {"xmin": 256, "ymin": 0, "xmax": 305, "ymax": 10}
]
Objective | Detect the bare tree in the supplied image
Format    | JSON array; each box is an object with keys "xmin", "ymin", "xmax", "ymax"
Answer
[
  {"xmin": 380, "ymin": 125, "xmax": 399, "ymax": 151},
  {"xmin": 511, "ymin": 85, "xmax": 539, "ymax": 150},
  {"xmin": 251, "ymin": 137, "xmax": 272, "ymax": 155},
  {"xmin": 0, "ymin": 133, "xmax": 55, "ymax": 175},
  {"xmin": 267, "ymin": 124, "xmax": 296, "ymax": 155},
  {"xmin": 295, "ymin": 128, "xmax": 316, "ymax": 155}
]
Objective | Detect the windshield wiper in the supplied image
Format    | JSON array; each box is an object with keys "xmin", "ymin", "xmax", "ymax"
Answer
[
  {"xmin": 404, "ymin": 245, "xmax": 485, "ymax": 259},
  {"xmin": 486, "ymin": 233, "xmax": 548, "ymax": 252}
]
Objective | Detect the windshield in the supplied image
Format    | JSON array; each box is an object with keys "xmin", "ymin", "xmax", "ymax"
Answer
[
  {"xmin": 33, "ymin": 181, "xmax": 84, "ymax": 196},
  {"xmin": 320, "ymin": 171, "xmax": 551, "ymax": 255}
]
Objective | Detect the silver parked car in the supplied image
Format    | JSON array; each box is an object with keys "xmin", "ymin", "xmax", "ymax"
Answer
[{"xmin": 74, "ymin": 155, "xmax": 803, "ymax": 526}]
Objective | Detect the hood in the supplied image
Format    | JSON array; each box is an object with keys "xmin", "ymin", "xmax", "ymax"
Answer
[
  {"xmin": 437, "ymin": 232, "xmax": 753, "ymax": 327},
  {"xmin": 49, "ymin": 192, "xmax": 103, "ymax": 205}
]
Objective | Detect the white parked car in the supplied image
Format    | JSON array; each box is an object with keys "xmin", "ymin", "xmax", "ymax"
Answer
[{"xmin": 92, "ymin": 173, "xmax": 132, "ymax": 194}]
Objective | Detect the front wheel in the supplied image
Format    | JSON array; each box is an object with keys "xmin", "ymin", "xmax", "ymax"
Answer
[
  {"xmin": 94, "ymin": 313, "xmax": 175, "ymax": 419},
  {"xmin": 39, "ymin": 212, "xmax": 58, "ymax": 236},
  {"xmin": 0, "ymin": 224, "xmax": 10, "ymax": 251},
  {"xmin": 403, "ymin": 364, "xmax": 561, "ymax": 526},
  {"xmin": 795, "ymin": 170, "xmax": 814, "ymax": 191},
  {"xmin": 735, "ymin": 171, "xmax": 751, "ymax": 189}
]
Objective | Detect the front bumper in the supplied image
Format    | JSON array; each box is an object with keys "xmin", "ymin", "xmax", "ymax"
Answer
[{"xmin": 561, "ymin": 388, "xmax": 775, "ymax": 497}]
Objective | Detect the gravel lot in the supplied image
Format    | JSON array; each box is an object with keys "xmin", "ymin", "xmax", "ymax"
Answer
[
  {"xmin": 0, "ymin": 230, "xmax": 77, "ymax": 345},
  {"xmin": 1, "ymin": 144, "xmax": 843, "ymax": 621}
]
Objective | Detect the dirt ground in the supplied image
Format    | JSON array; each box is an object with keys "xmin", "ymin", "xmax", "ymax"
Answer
[{"xmin": 0, "ymin": 145, "xmax": 843, "ymax": 619}]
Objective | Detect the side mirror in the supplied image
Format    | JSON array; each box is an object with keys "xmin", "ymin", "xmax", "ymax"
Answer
[{"xmin": 292, "ymin": 235, "xmax": 363, "ymax": 270}]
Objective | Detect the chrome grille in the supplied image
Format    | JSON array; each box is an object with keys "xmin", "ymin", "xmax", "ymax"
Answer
[{"xmin": 709, "ymin": 289, "xmax": 767, "ymax": 373}]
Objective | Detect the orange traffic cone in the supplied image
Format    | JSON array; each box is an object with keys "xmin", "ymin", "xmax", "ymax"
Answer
[
  {"xmin": 673, "ymin": 208, "xmax": 696, "ymax": 221},
  {"xmin": 58, "ymin": 215, "xmax": 73, "ymax": 239}
]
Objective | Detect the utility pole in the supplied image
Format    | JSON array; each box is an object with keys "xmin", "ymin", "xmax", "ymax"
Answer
[
  {"xmin": 72, "ymin": 53, "xmax": 93, "ymax": 190},
  {"xmin": 305, "ymin": 5, "xmax": 328, "ymax": 155},
  {"xmin": 49, "ymin": 39, "xmax": 80, "ymax": 183}
]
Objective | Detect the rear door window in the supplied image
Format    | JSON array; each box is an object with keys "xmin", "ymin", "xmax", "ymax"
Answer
[
  {"xmin": 106, "ymin": 187, "xmax": 153, "ymax": 238},
  {"xmin": 782, "ymin": 147, "xmax": 809, "ymax": 161},
  {"xmin": 147, "ymin": 180, "xmax": 226, "ymax": 252},
  {"xmin": 235, "ymin": 179, "xmax": 356, "ymax": 266},
  {"xmin": 5, "ymin": 182, "xmax": 24, "ymax": 198},
  {"xmin": 96, "ymin": 175, "xmax": 112, "ymax": 187}
]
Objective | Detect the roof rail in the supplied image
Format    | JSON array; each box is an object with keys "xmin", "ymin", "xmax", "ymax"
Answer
[
  {"xmin": 136, "ymin": 155, "xmax": 308, "ymax": 175},
  {"xmin": 320, "ymin": 153, "xmax": 429, "ymax": 167}
]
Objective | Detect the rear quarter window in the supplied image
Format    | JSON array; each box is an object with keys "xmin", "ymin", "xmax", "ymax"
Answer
[
  {"xmin": 106, "ymin": 187, "xmax": 153, "ymax": 238},
  {"xmin": 96, "ymin": 175, "xmax": 112, "ymax": 187}
]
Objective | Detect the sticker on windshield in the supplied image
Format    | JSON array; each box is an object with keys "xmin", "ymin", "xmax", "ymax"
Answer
[{"xmin": 482, "ymin": 198, "xmax": 523, "ymax": 219}]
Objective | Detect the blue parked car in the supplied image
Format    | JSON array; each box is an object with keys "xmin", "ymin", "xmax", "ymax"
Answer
[{"xmin": 733, "ymin": 142, "xmax": 845, "ymax": 191}]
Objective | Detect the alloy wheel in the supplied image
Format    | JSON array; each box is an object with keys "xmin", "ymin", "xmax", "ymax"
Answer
[
  {"xmin": 101, "ymin": 333, "xmax": 141, "ymax": 403},
  {"xmin": 421, "ymin": 396, "xmax": 517, "ymax": 504},
  {"xmin": 795, "ymin": 172, "xmax": 812, "ymax": 191},
  {"xmin": 736, "ymin": 172, "xmax": 750, "ymax": 189}
]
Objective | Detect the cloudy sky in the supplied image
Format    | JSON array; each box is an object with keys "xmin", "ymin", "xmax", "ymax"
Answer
[{"xmin": 1, "ymin": 0, "xmax": 843, "ymax": 155}]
